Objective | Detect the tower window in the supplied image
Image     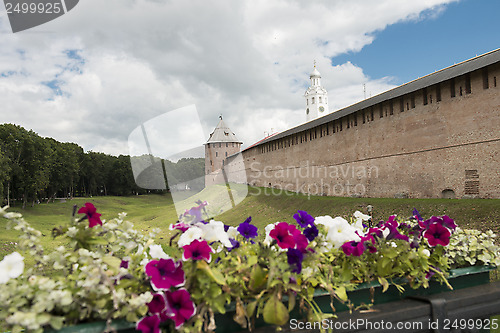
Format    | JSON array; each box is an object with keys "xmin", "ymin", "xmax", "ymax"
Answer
[
  {"xmin": 306, "ymin": 99, "xmax": 309, "ymax": 105},
  {"xmin": 400, "ymin": 97, "xmax": 404, "ymax": 112},
  {"xmin": 411, "ymin": 95, "xmax": 415, "ymax": 108},
  {"xmin": 226, "ymin": 143, "xmax": 228, "ymax": 147},
  {"xmin": 423, "ymin": 88, "xmax": 428, "ymax": 105},
  {"xmin": 225, "ymin": 152, "xmax": 228, "ymax": 157},
  {"xmin": 319, "ymin": 96, "xmax": 322, "ymax": 103},
  {"xmin": 450, "ymin": 79, "xmax": 456, "ymax": 97},
  {"xmin": 494, "ymin": 77, "xmax": 497, "ymax": 87},
  {"xmin": 370, "ymin": 107, "xmax": 374, "ymax": 121},
  {"xmin": 436, "ymin": 84, "xmax": 441, "ymax": 102},
  {"xmin": 389, "ymin": 101, "xmax": 393, "ymax": 115},
  {"xmin": 312, "ymin": 97, "xmax": 315, "ymax": 104},
  {"xmin": 219, "ymin": 143, "xmax": 221, "ymax": 148},
  {"xmin": 216, "ymin": 152, "xmax": 218, "ymax": 157}
]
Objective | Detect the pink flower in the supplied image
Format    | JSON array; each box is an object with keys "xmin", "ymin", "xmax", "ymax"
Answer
[
  {"xmin": 148, "ymin": 293, "xmax": 167, "ymax": 314},
  {"xmin": 424, "ymin": 223, "xmax": 451, "ymax": 247},
  {"xmin": 145, "ymin": 258, "xmax": 185, "ymax": 290},
  {"xmin": 136, "ymin": 315, "xmax": 161, "ymax": 333},
  {"xmin": 77, "ymin": 203, "xmax": 102, "ymax": 228},
  {"xmin": 169, "ymin": 222, "xmax": 190, "ymax": 233},
  {"xmin": 269, "ymin": 222, "xmax": 297, "ymax": 249},
  {"xmin": 164, "ymin": 289, "xmax": 196, "ymax": 329},
  {"xmin": 182, "ymin": 239, "xmax": 213, "ymax": 263}
]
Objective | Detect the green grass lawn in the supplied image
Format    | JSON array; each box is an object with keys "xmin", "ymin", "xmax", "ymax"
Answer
[{"xmin": 2, "ymin": 186, "xmax": 500, "ymax": 262}]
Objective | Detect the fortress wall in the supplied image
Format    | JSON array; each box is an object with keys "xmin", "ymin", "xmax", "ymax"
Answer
[{"xmin": 232, "ymin": 64, "xmax": 500, "ymax": 198}]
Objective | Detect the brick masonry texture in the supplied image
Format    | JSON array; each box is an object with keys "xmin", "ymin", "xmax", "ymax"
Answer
[{"xmin": 218, "ymin": 61, "xmax": 500, "ymax": 199}]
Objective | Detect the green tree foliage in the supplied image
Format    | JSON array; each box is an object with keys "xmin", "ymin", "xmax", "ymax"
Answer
[{"xmin": 0, "ymin": 124, "xmax": 206, "ymax": 207}]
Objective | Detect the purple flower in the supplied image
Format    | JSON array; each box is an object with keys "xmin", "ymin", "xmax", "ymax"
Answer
[
  {"xmin": 145, "ymin": 259, "xmax": 185, "ymax": 291},
  {"xmin": 287, "ymin": 248, "xmax": 304, "ymax": 273},
  {"xmin": 136, "ymin": 315, "xmax": 161, "ymax": 333},
  {"xmin": 169, "ymin": 222, "xmax": 190, "ymax": 233},
  {"xmin": 120, "ymin": 260, "xmax": 129, "ymax": 269},
  {"xmin": 237, "ymin": 218, "xmax": 258, "ymax": 239},
  {"xmin": 148, "ymin": 293, "xmax": 167, "ymax": 314},
  {"xmin": 227, "ymin": 238, "xmax": 240, "ymax": 252},
  {"xmin": 182, "ymin": 239, "xmax": 213, "ymax": 262},
  {"xmin": 303, "ymin": 225, "xmax": 318, "ymax": 241},
  {"xmin": 413, "ymin": 208, "xmax": 423, "ymax": 221},
  {"xmin": 164, "ymin": 289, "xmax": 196, "ymax": 329},
  {"xmin": 77, "ymin": 203, "xmax": 102, "ymax": 228},
  {"xmin": 424, "ymin": 223, "xmax": 451, "ymax": 247},
  {"xmin": 293, "ymin": 210, "xmax": 315, "ymax": 228},
  {"xmin": 385, "ymin": 223, "xmax": 409, "ymax": 242}
]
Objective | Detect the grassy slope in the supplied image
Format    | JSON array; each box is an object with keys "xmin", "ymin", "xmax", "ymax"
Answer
[{"xmin": 2, "ymin": 186, "xmax": 500, "ymax": 261}]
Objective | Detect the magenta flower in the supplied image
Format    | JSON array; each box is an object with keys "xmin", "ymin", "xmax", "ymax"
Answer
[
  {"xmin": 290, "ymin": 226, "xmax": 308, "ymax": 251},
  {"xmin": 145, "ymin": 258, "xmax": 185, "ymax": 290},
  {"xmin": 385, "ymin": 223, "xmax": 409, "ymax": 242},
  {"xmin": 182, "ymin": 239, "xmax": 213, "ymax": 262},
  {"xmin": 136, "ymin": 315, "xmax": 161, "ymax": 333},
  {"xmin": 169, "ymin": 222, "xmax": 190, "ymax": 233},
  {"xmin": 341, "ymin": 240, "xmax": 365, "ymax": 256},
  {"xmin": 413, "ymin": 208, "xmax": 423, "ymax": 221},
  {"xmin": 148, "ymin": 293, "xmax": 167, "ymax": 314},
  {"xmin": 293, "ymin": 210, "xmax": 315, "ymax": 228},
  {"xmin": 237, "ymin": 217, "xmax": 258, "ymax": 239},
  {"xmin": 269, "ymin": 222, "xmax": 296, "ymax": 249},
  {"xmin": 164, "ymin": 289, "xmax": 196, "ymax": 329},
  {"xmin": 77, "ymin": 203, "xmax": 102, "ymax": 228},
  {"xmin": 424, "ymin": 223, "xmax": 451, "ymax": 247}
]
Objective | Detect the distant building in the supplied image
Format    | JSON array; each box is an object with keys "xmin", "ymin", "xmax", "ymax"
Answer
[
  {"xmin": 221, "ymin": 49, "xmax": 500, "ymax": 199},
  {"xmin": 204, "ymin": 116, "xmax": 242, "ymax": 186},
  {"xmin": 305, "ymin": 63, "xmax": 329, "ymax": 122}
]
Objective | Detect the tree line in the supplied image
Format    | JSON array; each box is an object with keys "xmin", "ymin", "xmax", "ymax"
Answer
[{"xmin": 0, "ymin": 124, "xmax": 204, "ymax": 208}]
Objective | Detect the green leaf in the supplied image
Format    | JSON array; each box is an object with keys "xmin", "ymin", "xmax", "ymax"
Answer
[
  {"xmin": 263, "ymin": 294, "xmax": 289, "ymax": 326},
  {"xmin": 49, "ymin": 317, "xmax": 65, "ymax": 330},
  {"xmin": 246, "ymin": 301, "xmax": 258, "ymax": 318},
  {"xmin": 287, "ymin": 292, "xmax": 296, "ymax": 312},
  {"xmin": 249, "ymin": 264, "xmax": 267, "ymax": 291},
  {"xmin": 377, "ymin": 277, "xmax": 389, "ymax": 293},
  {"xmin": 334, "ymin": 286, "xmax": 348, "ymax": 302},
  {"xmin": 196, "ymin": 260, "xmax": 226, "ymax": 285},
  {"xmin": 102, "ymin": 255, "xmax": 122, "ymax": 271}
]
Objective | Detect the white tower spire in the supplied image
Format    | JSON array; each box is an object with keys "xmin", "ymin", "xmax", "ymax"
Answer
[{"xmin": 304, "ymin": 61, "xmax": 329, "ymax": 122}]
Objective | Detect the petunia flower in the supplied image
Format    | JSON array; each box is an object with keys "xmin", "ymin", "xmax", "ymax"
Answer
[
  {"xmin": 237, "ymin": 217, "xmax": 258, "ymax": 239},
  {"xmin": 424, "ymin": 223, "xmax": 451, "ymax": 247},
  {"xmin": 77, "ymin": 203, "xmax": 102, "ymax": 228},
  {"xmin": 145, "ymin": 258, "xmax": 185, "ymax": 290},
  {"xmin": 149, "ymin": 244, "xmax": 170, "ymax": 259},
  {"xmin": 316, "ymin": 216, "xmax": 360, "ymax": 248},
  {"xmin": 164, "ymin": 289, "xmax": 196, "ymax": 329},
  {"xmin": 169, "ymin": 222, "xmax": 190, "ymax": 233},
  {"xmin": 303, "ymin": 225, "xmax": 318, "ymax": 241},
  {"xmin": 290, "ymin": 226, "xmax": 309, "ymax": 251},
  {"xmin": 0, "ymin": 252, "xmax": 24, "ymax": 284},
  {"xmin": 269, "ymin": 222, "xmax": 296, "ymax": 249},
  {"xmin": 136, "ymin": 315, "xmax": 161, "ymax": 333},
  {"xmin": 147, "ymin": 293, "xmax": 167, "ymax": 314},
  {"xmin": 293, "ymin": 210, "xmax": 315, "ymax": 228},
  {"xmin": 198, "ymin": 220, "xmax": 232, "ymax": 248},
  {"xmin": 412, "ymin": 208, "xmax": 423, "ymax": 221},
  {"xmin": 287, "ymin": 248, "xmax": 304, "ymax": 273},
  {"xmin": 178, "ymin": 226, "xmax": 203, "ymax": 247},
  {"xmin": 182, "ymin": 239, "xmax": 214, "ymax": 262},
  {"xmin": 341, "ymin": 240, "xmax": 365, "ymax": 256}
]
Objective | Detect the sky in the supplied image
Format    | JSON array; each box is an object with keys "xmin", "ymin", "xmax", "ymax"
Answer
[{"xmin": 0, "ymin": 0, "xmax": 499, "ymax": 158}]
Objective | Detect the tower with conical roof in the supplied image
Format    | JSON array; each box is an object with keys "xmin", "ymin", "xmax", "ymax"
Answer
[
  {"xmin": 304, "ymin": 62, "xmax": 329, "ymax": 122},
  {"xmin": 204, "ymin": 116, "xmax": 242, "ymax": 184}
]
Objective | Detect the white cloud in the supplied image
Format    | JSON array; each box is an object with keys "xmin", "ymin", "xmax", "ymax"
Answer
[{"xmin": 0, "ymin": 0, "xmax": 459, "ymax": 154}]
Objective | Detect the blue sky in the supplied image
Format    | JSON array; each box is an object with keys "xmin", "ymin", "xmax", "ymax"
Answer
[
  {"xmin": 0, "ymin": 0, "xmax": 498, "ymax": 155},
  {"xmin": 333, "ymin": 0, "xmax": 500, "ymax": 86}
]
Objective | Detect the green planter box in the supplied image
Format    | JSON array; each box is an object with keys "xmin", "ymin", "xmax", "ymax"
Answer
[{"xmin": 44, "ymin": 266, "xmax": 495, "ymax": 333}]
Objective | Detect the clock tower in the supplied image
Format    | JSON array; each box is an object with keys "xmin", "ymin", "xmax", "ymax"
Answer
[{"xmin": 304, "ymin": 62, "xmax": 329, "ymax": 122}]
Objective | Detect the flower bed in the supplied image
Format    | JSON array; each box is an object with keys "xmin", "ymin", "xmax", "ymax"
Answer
[{"xmin": 1, "ymin": 203, "xmax": 499, "ymax": 333}]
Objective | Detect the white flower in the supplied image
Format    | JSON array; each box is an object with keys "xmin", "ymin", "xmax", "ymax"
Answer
[
  {"xmin": 66, "ymin": 227, "xmax": 78, "ymax": 237},
  {"xmin": 178, "ymin": 226, "xmax": 203, "ymax": 247},
  {"xmin": 316, "ymin": 216, "xmax": 360, "ymax": 248},
  {"xmin": 226, "ymin": 226, "xmax": 239, "ymax": 239},
  {"xmin": 263, "ymin": 222, "xmax": 279, "ymax": 246},
  {"xmin": 422, "ymin": 249, "xmax": 431, "ymax": 257},
  {"xmin": 0, "ymin": 252, "xmax": 24, "ymax": 284},
  {"xmin": 149, "ymin": 244, "xmax": 169, "ymax": 259},
  {"xmin": 353, "ymin": 211, "xmax": 371, "ymax": 230},
  {"xmin": 198, "ymin": 220, "xmax": 232, "ymax": 248}
]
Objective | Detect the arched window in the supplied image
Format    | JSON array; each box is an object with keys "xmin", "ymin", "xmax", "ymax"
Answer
[
  {"xmin": 312, "ymin": 97, "xmax": 315, "ymax": 104},
  {"xmin": 319, "ymin": 96, "xmax": 322, "ymax": 103}
]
